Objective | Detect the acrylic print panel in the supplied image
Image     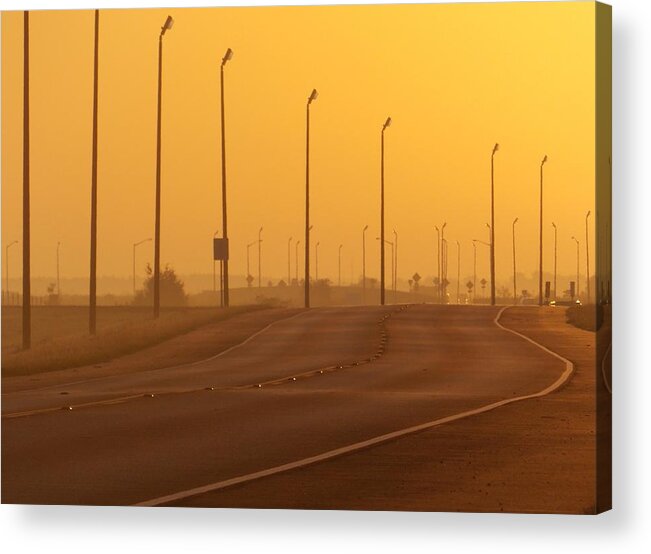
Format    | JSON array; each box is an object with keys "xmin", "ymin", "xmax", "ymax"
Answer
[{"xmin": 1, "ymin": 1, "xmax": 611, "ymax": 514}]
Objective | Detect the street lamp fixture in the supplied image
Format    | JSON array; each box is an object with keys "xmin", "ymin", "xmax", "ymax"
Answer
[
  {"xmin": 380, "ymin": 115, "xmax": 392, "ymax": 305},
  {"xmin": 153, "ymin": 14, "xmax": 174, "ymax": 318},
  {"xmin": 490, "ymin": 142, "xmax": 499, "ymax": 306},
  {"xmin": 222, "ymin": 47, "xmax": 233, "ymax": 66},
  {"xmin": 538, "ymin": 154, "xmax": 548, "ymax": 306},
  {"xmin": 305, "ymin": 88, "xmax": 319, "ymax": 307}
]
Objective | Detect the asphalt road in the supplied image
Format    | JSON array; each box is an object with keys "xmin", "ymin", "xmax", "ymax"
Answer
[{"xmin": 1, "ymin": 304, "xmax": 566, "ymax": 506}]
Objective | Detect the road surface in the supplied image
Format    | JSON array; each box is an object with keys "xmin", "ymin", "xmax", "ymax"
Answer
[{"xmin": 2, "ymin": 304, "xmax": 568, "ymax": 507}]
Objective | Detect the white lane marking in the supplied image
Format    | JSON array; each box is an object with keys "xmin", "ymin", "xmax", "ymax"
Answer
[
  {"xmin": 2, "ymin": 310, "xmax": 309, "ymax": 396},
  {"xmin": 135, "ymin": 306, "xmax": 575, "ymax": 507},
  {"xmin": 601, "ymin": 342, "xmax": 612, "ymax": 393}
]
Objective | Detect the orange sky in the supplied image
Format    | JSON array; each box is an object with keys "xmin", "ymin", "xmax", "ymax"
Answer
[{"xmin": 1, "ymin": 2, "xmax": 597, "ymax": 291}]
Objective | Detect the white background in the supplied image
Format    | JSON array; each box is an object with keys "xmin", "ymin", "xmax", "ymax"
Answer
[{"xmin": 1, "ymin": 0, "xmax": 648, "ymax": 552}]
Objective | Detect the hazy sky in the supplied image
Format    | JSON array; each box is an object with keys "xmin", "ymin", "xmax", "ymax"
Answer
[{"xmin": 2, "ymin": 2, "xmax": 596, "ymax": 291}]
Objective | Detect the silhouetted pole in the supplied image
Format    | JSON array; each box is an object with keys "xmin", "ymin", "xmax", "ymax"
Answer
[
  {"xmin": 287, "ymin": 237, "xmax": 292, "ymax": 284},
  {"xmin": 441, "ymin": 222, "xmax": 447, "ymax": 301},
  {"xmin": 56, "ymin": 242, "xmax": 61, "ymax": 296},
  {"xmin": 220, "ymin": 47, "xmax": 233, "ymax": 307},
  {"xmin": 472, "ymin": 240, "xmax": 477, "ymax": 303},
  {"xmin": 338, "ymin": 244, "xmax": 343, "ymax": 287},
  {"xmin": 585, "ymin": 210, "xmax": 591, "ymax": 303},
  {"xmin": 258, "ymin": 226, "xmax": 263, "ymax": 288},
  {"xmin": 247, "ymin": 241, "xmax": 255, "ymax": 287},
  {"xmin": 380, "ymin": 116, "xmax": 392, "ymax": 305},
  {"xmin": 6, "ymin": 241, "xmax": 18, "ymax": 299},
  {"xmin": 295, "ymin": 240, "xmax": 300, "ymax": 285},
  {"xmin": 512, "ymin": 217, "xmax": 519, "ymax": 304},
  {"xmin": 377, "ymin": 238, "xmax": 393, "ymax": 303},
  {"xmin": 572, "ymin": 236, "xmax": 580, "ymax": 300},
  {"xmin": 22, "ymin": 11, "xmax": 31, "ymax": 350},
  {"xmin": 153, "ymin": 15, "xmax": 174, "ymax": 319},
  {"xmin": 315, "ymin": 242, "xmax": 320, "ymax": 281},
  {"xmin": 133, "ymin": 238, "xmax": 152, "ymax": 295},
  {"xmin": 89, "ymin": 9, "xmax": 100, "ymax": 335},
  {"xmin": 551, "ymin": 221, "xmax": 558, "ymax": 301},
  {"xmin": 456, "ymin": 240, "xmax": 461, "ymax": 304},
  {"xmin": 435, "ymin": 226, "xmax": 441, "ymax": 302},
  {"xmin": 490, "ymin": 143, "xmax": 499, "ymax": 306},
  {"xmin": 362, "ymin": 225, "xmax": 368, "ymax": 303},
  {"xmin": 393, "ymin": 229, "xmax": 398, "ymax": 300},
  {"xmin": 538, "ymin": 155, "xmax": 548, "ymax": 306},
  {"xmin": 305, "ymin": 88, "xmax": 318, "ymax": 308}
]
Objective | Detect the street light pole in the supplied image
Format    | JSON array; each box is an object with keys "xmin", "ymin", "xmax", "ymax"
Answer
[
  {"xmin": 220, "ymin": 47, "xmax": 233, "ymax": 307},
  {"xmin": 585, "ymin": 210, "xmax": 591, "ymax": 303},
  {"xmin": 5, "ymin": 241, "xmax": 18, "ymax": 299},
  {"xmin": 247, "ymin": 241, "xmax": 256, "ymax": 287},
  {"xmin": 572, "ymin": 236, "xmax": 580, "ymax": 300},
  {"xmin": 435, "ymin": 226, "xmax": 440, "ymax": 303},
  {"xmin": 551, "ymin": 222, "xmax": 558, "ymax": 301},
  {"xmin": 393, "ymin": 229, "xmax": 398, "ymax": 300},
  {"xmin": 377, "ymin": 238, "xmax": 393, "ymax": 303},
  {"xmin": 472, "ymin": 240, "xmax": 477, "ymax": 303},
  {"xmin": 56, "ymin": 242, "xmax": 61, "ymax": 297},
  {"xmin": 338, "ymin": 244, "xmax": 343, "ymax": 287},
  {"xmin": 22, "ymin": 10, "xmax": 31, "ymax": 350},
  {"xmin": 258, "ymin": 226, "xmax": 263, "ymax": 288},
  {"xmin": 305, "ymin": 88, "xmax": 318, "ymax": 308},
  {"xmin": 362, "ymin": 225, "xmax": 368, "ymax": 303},
  {"xmin": 287, "ymin": 237, "xmax": 292, "ymax": 285},
  {"xmin": 133, "ymin": 238, "xmax": 152, "ymax": 295},
  {"xmin": 89, "ymin": 8, "xmax": 100, "ymax": 335},
  {"xmin": 456, "ymin": 240, "xmax": 461, "ymax": 304},
  {"xmin": 295, "ymin": 240, "xmax": 300, "ymax": 285},
  {"xmin": 315, "ymin": 241, "xmax": 320, "ymax": 282},
  {"xmin": 512, "ymin": 218, "xmax": 519, "ymax": 304},
  {"xmin": 538, "ymin": 155, "xmax": 548, "ymax": 306},
  {"xmin": 153, "ymin": 15, "xmax": 174, "ymax": 319},
  {"xmin": 490, "ymin": 143, "xmax": 499, "ymax": 306},
  {"xmin": 380, "ymin": 116, "xmax": 392, "ymax": 306}
]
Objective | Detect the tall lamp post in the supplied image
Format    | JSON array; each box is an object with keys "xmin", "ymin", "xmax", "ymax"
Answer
[
  {"xmin": 133, "ymin": 238, "xmax": 152, "ymax": 295},
  {"xmin": 338, "ymin": 244, "xmax": 343, "ymax": 287},
  {"xmin": 512, "ymin": 218, "xmax": 519, "ymax": 304},
  {"xmin": 435, "ymin": 226, "xmax": 441, "ymax": 302},
  {"xmin": 56, "ymin": 242, "xmax": 61, "ymax": 297},
  {"xmin": 22, "ymin": 10, "xmax": 31, "ymax": 349},
  {"xmin": 153, "ymin": 15, "xmax": 174, "ymax": 319},
  {"xmin": 551, "ymin": 222, "xmax": 558, "ymax": 301},
  {"xmin": 89, "ymin": 8, "xmax": 100, "ymax": 335},
  {"xmin": 247, "ymin": 241, "xmax": 256, "ymax": 287},
  {"xmin": 258, "ymin": 226, "xmax": 263, "ymax": 288},
  {"xmin": 362, "ymin": 225, "xmax": 368, "ymax": 303},
  {"xmin": 472, "ymin": 240, "xmax": 478, "ymax": 303},
  {"xmin": 585, "ymin": 210, "xmax": 591, "ymax": 303},
  {"xmin": 305, "ymin": 88, "xmax": 318, "ymax": 308},
  {"xmin": 377, "ymin": 238, "xmax": 394, "ymax": 302},
  {"xmin": 295, "ymin": 240, "xmax": 301, "ymax": 285},
  {"xmin": 490, "ymin": 143, "xmax": 499, "ymax": 306},
  {"xmin": 572, "ymin": 236, "xmax": 580, "ymax": 300},
  {"xmin": 456, "ymin": 240, "xmax": 461, "ymax": 304},
  {"xmin": 315, "ymin": 241, "xmax": 320, "ymax": 281},
  {"xmin": 219, "ymin": 47, "xmax": 234, "ymax": 307},
  {"xmin": 393, "ymin": 229, "xmax": 398, "ymax": 299},
  {"xmin": 538, "ymin": 155, "xmax": 548, "ymax": 306},
  {"xmin": 380, "ymin": 116, "xmax": 392, "ymax": 305},
  {"xmin": 287, "ymin": 236, "xmax": 292, "ymax": 284},
  {"xmin": 213, "ymin": 230, "xmax": 223, "ymax": 306},
  {"xmin": 5, "ymin": 241, "xmax": 18, "ymax": 300}
]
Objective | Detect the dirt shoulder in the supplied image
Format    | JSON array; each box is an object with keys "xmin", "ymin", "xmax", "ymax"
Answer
[
  {"xmin": 2, "ymin": 307, "xmax": 301, "ymax": 394},
  {"xmin": 167, "ymin": 306, "xmax": 606, "ymax": 514}
]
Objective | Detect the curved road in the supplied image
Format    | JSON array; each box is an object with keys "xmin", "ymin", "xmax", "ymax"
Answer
[{"xmin": 1, "ymin": 305, "xmax": 566, "ymax": 506}]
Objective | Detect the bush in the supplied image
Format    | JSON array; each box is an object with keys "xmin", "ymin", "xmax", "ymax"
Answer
[{"xmin": 133, "ymin": 264, "xmax": 187, "ymax": 307}]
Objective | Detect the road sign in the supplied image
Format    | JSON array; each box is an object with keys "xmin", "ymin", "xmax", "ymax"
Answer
[{"xmin": 213, "ymin": 238, "xmax": 229, "ymax": 261}]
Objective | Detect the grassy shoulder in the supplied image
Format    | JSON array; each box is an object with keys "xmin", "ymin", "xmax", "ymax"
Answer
[
  {"xmin": 1, "ymin": 305, "xmax": 268, "ymax": 378},
  {"xmin": 565, "ymin": 304, "xmax": 610, "ymax": 332}
]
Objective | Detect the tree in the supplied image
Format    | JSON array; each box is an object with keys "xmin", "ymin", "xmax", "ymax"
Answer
[{"xmin": 134, "ymin": 263, "xmax": 187, "ymax": 307}]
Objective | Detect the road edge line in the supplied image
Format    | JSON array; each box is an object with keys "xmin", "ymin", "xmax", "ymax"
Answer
[{"xmin": 134, "ymin": 306, "xmax": 575, "ymax": 507}]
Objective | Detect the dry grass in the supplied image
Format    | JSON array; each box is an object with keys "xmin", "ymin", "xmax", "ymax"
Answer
[
  {"xmin": 566, "ymin": 304, "xmax": 605, "ymax": 332},
  {"xmin": 1, "ymin": 305, "xmax": 265, "ymax": 377}
]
